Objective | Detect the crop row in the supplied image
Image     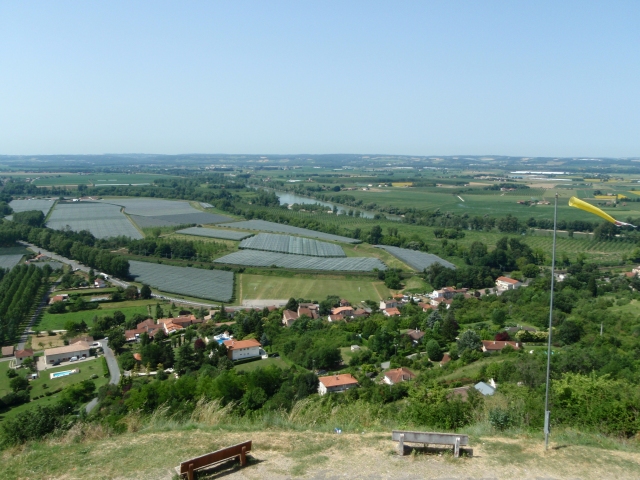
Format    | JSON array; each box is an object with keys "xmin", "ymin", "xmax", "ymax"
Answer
[
  {"xmin": 218, "ymin": 219, "xmax": 360, "ymax": 243},
  {"xmin": 214, "ymin": 250, "xmax": 386, "ymax": 271},
  {"xmin": 375, "ymin": 245, "xmax": 456, "ymax": 271},
  {"xmin": 240, "ymin": 233, "xmax": 345, "ymax": 257},
  {"xmin": 177, "ymin": 227, "xmax": 253, "ymax": 241},
  {"xmin": 128, "ymin": 260, "xmax": 234, "ymax": 302}
]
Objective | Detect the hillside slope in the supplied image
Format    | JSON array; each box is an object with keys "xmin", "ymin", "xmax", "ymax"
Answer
[{"xmin": 4, "ymin": 427, "xmax": 640, "ymax": 479}]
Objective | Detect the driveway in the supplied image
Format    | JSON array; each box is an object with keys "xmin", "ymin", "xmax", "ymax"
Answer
[{"xmin": 86, "ymin": 339, "xmax": 120, "ymax": 413}]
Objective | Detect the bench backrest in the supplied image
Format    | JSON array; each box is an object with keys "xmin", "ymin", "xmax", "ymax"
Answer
[
  {"xmin": 392, "ymin": 430, "xmax": 468, "ymax": 446},
  {"xmin": 179, "ymin": 441, "xmax": 252, "ymax": 474}
]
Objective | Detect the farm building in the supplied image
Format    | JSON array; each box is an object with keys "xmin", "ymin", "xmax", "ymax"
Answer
[
  {"xmin": 44, "ymin": 341, "xmax": 91, "ymax": 365},
  {"xmin": 15, "ymin": 349, "xmax": 34, "ymax": 366},
  {"xmin": 383, "ymin": 367, "xmax": 416, "ymax": 385},
  {"xmin": 495, "ymin": 276, "xmax": 522, "ymax": 291},
  {"xmin": 318, "ymin": 374, "xmax": 359, "ymax": 395},
  {"xmin": 223, "ymin": 338, "xmax": 262, "ymax": 361}
]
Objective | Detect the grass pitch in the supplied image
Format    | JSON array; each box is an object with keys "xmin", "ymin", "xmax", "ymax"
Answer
[{"xmin": 240, "ymin": 273, "xmax": 391, "ymax": 304}]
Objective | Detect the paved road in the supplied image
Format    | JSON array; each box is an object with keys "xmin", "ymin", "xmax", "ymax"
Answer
[{"xmin": 86, "ymin": 339, "xmax": 120, "ymax": 413}]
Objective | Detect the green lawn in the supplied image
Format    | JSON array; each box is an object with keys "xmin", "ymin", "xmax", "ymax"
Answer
[
  {"xmin": 0, "ymin": 358, "xmax": 109, "ymax": 422},
  {"xmin": 234, "ymin": 357, "xmax": 290, "ymax": 372},
  {"xmin": 340, "ymin": 346, "xmax": 368, "ymax": 364},
  {"xmin": 240, "ymin": 273, "xmax": 391, "ymax": 304},
  {"xmin": 36, "ymin": 299, "xmax": 159, "ymax": 331}
]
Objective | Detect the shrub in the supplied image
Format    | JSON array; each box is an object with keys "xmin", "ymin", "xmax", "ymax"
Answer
[{"xmin": 489, "ymin": 408, "xmax": 513, "ymax": 431}]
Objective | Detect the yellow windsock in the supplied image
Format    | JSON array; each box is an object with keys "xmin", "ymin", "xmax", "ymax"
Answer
[{"xmin": 568, "ymin": 196, "xmax": 636, "ymax": 227}]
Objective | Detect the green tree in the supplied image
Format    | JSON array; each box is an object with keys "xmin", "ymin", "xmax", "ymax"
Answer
[
  {"xmin": 140, "ymin": 284, "xmax": 152, "ymax": 299},
  {"xmin": 9, "ymin": 376, "xmax": 29, "ymax": 393},
  {"xmin": 285, "ymin": 297, "xmax": 298, "ymax": 311},
  {"xmin": 457, "ymin": 330, "xmax": 482, "ymax": 354},
  {"xmin": 426, "ymin": 339, "xmax": 443, "ymax": 361}
]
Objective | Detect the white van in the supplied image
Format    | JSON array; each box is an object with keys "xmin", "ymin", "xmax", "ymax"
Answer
[{"xmin": 69, "ymin": 356, "xmax": 78, "ymax": 362}]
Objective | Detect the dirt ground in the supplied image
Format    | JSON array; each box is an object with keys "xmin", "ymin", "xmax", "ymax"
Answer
[{"xmin": 8, "ymin": 429, "xmax": 640, "ymax": 480}]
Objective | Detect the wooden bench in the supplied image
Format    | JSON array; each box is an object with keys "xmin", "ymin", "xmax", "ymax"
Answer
[
  {"xmin": 392, "ymin": 430, "xmax": 469, "ymax": 458},
  {"xmin": 175, "ymin": 441, "xmax": 252, "ymax": 480}
]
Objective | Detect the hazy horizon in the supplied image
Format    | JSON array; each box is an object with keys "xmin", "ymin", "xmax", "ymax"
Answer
[{"xmin": 1, "ymin": 1, "xmax": 638, "ymax": 157}]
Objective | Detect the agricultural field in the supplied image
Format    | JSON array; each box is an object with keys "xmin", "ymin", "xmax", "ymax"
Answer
[
  {"xmin": 176, "ymin": 227, "xmax": 253, "ymax": 241},
  {"xmin": 36, "ymin": 299, "xmax": 159, "ymax": 331},
  {"xmin": 129, "ymin": 260, "xmax": 234, "ymax": 302},
  {"xmin": 375, "ymin": 245, "xmax": 456, "ymax": 271},
  {"xmin": 31, "ymin": 173, "xmax": 179, "ymax": 187},
  {"xmin": 217, "ymin": 219, "xmax": 360, "ymax": 243},
  {"xmin": 240, "ymin": 233, "xmax": 345, "ymax": 257},
  {"xmin": 46, "ymin": 202, "xmax": 143, "ymax": 239},
  {"xmin": 0, "ymin": 254, "xmax": 24, "ymax": 270},
  {"xmin": 215, "ymin": 250, "xmax": 386, "ymax": 271},
  {"xmin": 8, "ymin": 199, "xmax": 55, "ymax": 216},
  {"xmin": 240, "ymin": 273, "xmax": 391, "ymax": 304},
  {"xmin": 97, "ymin": 198, "xmax": 234, "ymax": 227}
]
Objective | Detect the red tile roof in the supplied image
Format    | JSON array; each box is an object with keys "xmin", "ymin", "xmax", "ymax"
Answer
[
  {"xmin": 383, "ymin": 307, "xmax": 401, "ymax": 316},
  {"xmin": 482, "ymin": 340, "xmax": 521, "ymax": 351},
  {"xmin": 384, "ymin": 367, "xmax": 416, "ymax": 384},
  {"xmin": 15, "ymin": 349, "xmax": 33, "ymax": 359},
  {"xmin": 318, "ymin": 374, "xmax": 359, "ymax": 388},
  {"xmin": 496, "ymin": 276, "xmax": 521, "ymax": 284},
  {"xmin": 223, "ymin": 339, "xmax": 261, "ymax": 351}
]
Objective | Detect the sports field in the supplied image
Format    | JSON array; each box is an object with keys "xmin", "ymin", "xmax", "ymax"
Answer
[
  {"xmin": 31, "ymin": 173, "xmax": 180, "ymax": 186},
  {"xmin": 240, "ymin": 273, "xmax": 391, "ymax": 304}
]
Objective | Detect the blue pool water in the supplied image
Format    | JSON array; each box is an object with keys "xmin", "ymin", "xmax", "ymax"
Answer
[{"xmin": 52, "ymin": 370, "xmax": 74, "ymax": 378}]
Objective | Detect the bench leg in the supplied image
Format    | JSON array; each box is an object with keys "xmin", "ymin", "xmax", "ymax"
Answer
[
  {"xmin": 397, "ymin": 433, "xmax": 405, "ymax": 456},
  {"xmin": 187, "ymin": 463, "xmax": 194, "ymax": 480},
  {"xmin": 454, "ymin": 437, "xmax": 460, "ymax": 458},
  {"xmin": 240, "ymin": 446, "xmax": 247, "ymax": 466}
]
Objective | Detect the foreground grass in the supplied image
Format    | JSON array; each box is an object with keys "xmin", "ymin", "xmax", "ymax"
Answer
[{"xmin": 3, "ymin": 422, "xmax": 640, "ymax": 480}]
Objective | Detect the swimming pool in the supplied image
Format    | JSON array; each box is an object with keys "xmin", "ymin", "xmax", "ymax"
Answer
[{"xmin": 50, "ymin": 369, "xmax": 78, "ymax": 379}]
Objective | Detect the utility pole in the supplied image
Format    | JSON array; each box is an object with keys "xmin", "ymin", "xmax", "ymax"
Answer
[{"xmin": 544, "ymin": 193, "xmax": 558, "ymax": 450}]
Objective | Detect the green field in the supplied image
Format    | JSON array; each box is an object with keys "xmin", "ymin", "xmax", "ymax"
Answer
[
  {"xmin": 240, "ymin": 273, "xmax": 392, "ymax": 304},
  {"xmin": 36, "ymin": 299, "xmax": 158, "ymax": 331},
  {"xmin": 31, "ymin": 173, "xmax": 181, "ymax": 187},
  {"xmin": 0, "ymin": 358, "xmax": 109, "ymax": 422}
]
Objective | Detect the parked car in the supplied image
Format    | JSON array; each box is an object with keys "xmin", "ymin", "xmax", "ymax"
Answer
[
  {"xmin": 69, "ymin": 356, "xmax": 78, "ymax": 362},
  {"xmin": 91, "ymin": 342, "xmax": 101, "ymax": 348}
]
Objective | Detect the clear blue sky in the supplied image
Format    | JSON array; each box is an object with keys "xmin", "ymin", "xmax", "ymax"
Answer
[{"xmin": 1, "ymin": 1, "xmax": 638, "ymax": 157}]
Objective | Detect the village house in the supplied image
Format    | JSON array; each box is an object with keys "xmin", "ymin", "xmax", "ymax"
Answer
[
  {"xmin": 383, "ymin": 307, "xmax": 401, "ymax": 317},
  {"xmin": 418, "ymin": 302, "xmax": 435, "ymax": 312},
  {"xmin": 481, "ymin": 340, "xmax": 521, "ymax": 352},
  {"xmin": 14, "ymin": 349, "xmax": 34, "ymax": 366},
  {"xmin": 429, "ymin": 286, "xmax": 467, "ymax": 300},
  {"xmin": 49, "ymin": 294, "xmax": 69, "ymax": 305},
  {"xmin": 379, "ymin": 299, "xmax": 398, "ymax": 310},
  {"xmin": 223, "ymin": 338, "xmax": 262, "ymax": 361},
  {"xmin": 44, "ymin": 341, "xmax": 91, "ymax": 365},
  {"xmin": 317, "ymin": 374, "xmax": 359, "ymax": 395},
  {"xmin": 430, "ymin": 297, "xmax": 452, "ymax": 309},
  {"xmin": 298, "ymin": 303, "xmax": 320, "ymax": 319},
  {"xmin": 94, "ymin": 278, "xmax": 106, "ymax": 288},
  {"xmin": 125, "ymin": 318, "xmax": 163, "ymax": 342},
  {"xmin": 495, "ymin": 276, "xmax": 522, "ymax": 291},
  {"xmin": 339, "ymin": 299, "xmax": 350, "ymax": 307},
  {"xmin": 330, "ymin": 306, "xmax": 353, "ymax": 317},
  {"xmin": 383, "ymin": 367, "xmax": 416, "ymax": 385},
  {"xmin": 327, "ymin": 313, "xmax": 344, "ymax": 322},
  {"xmin": 405, "ymin": 329, "xmax": 425, "ymax": 344},
  {"xmin": 282, "ymin": 309, "xmax": 299, "ymax": 327}
]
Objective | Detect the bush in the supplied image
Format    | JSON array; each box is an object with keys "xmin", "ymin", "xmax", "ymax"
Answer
[
  {"xmin": 489, "ymin": 408, "xmax": 514, "ymax": 431},
  {"xmin": 425, "ymin": 339, "xmax": 443, "ymax": 361}
]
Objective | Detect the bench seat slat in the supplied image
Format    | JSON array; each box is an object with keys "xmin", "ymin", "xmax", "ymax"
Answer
[
  {"xmin": 392, "ymin": 430, "xmax": 468, "ymax": 446},
  {"xmin": 179, "ymin": 441, "xmax": 252, "ymax": 474}
]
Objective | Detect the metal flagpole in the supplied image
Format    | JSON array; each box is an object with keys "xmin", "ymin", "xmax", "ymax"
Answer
[{"xmin": 544, "ymin": 193, "xmax": 558, "ymax": 450}]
